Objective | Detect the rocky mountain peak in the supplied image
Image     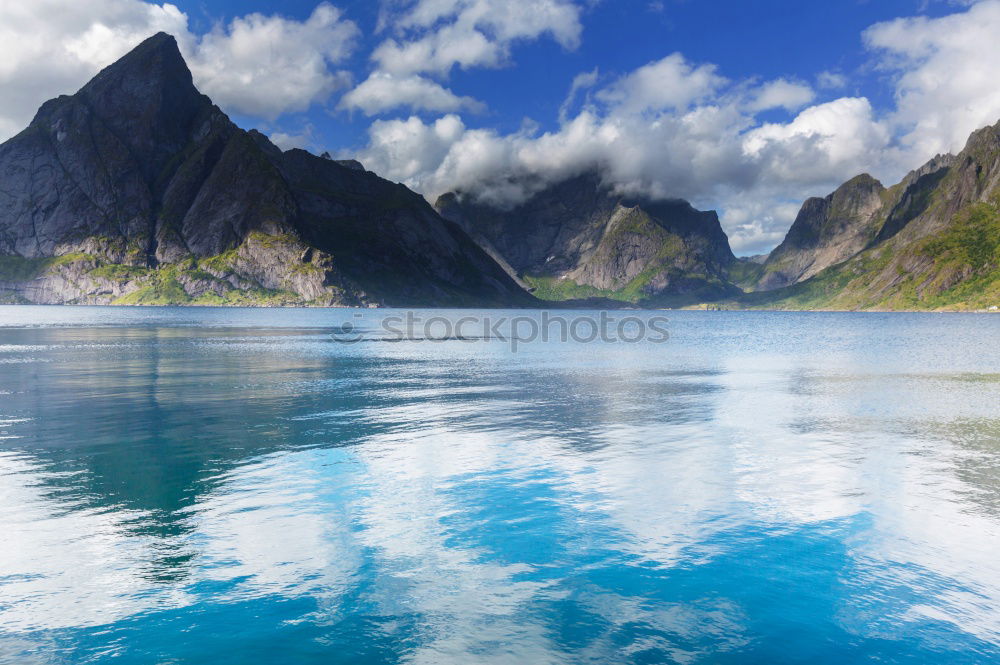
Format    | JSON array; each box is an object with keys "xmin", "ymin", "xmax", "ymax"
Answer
[
  {"xmin": 961, "ymin": 118, "xmax": 1000, "ymax": 156},
  {"xmin": 746, "ymin": 117, "xmax": 1000, "ymax": 310},
  {"xmin": 758, "ymin": 173, "xmax": 887, "ymax": 290},
  {"xmin": 834, "ymin": 173, "xmax": 884, "ymax": 200},
  {"xmin": 82, "ymin": 32, "xmax": 190, "ymax": 88},
  {"xmin": 955, "ymin": 119, "xmax": 1000, "ymax": 201},
  {"xmin": 81, "ymin": 33, "xmax": 200, "ymax": 110},
  {"xmin": 72, "ymin": 32, "xmax": 213, "ymax": 181}
]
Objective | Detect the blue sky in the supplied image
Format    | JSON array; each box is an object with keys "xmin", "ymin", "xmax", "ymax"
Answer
[
  {"xmin": 2, "ymin": 0, "xmax": 998, "ymax": 253},
  {"xmin": 184, "ymin": 0, "xmax": 959, "ymax": 151}
]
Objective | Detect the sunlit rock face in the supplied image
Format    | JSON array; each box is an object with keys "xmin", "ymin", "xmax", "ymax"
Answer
[{"xmin": 758, "ymin": 174, "xmax": 888, "ymax": 290}]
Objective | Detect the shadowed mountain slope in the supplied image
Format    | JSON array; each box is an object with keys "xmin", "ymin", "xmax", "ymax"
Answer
[{"xmin": 0, "ymin": 33, "xmax": 532, "ymax": 307}]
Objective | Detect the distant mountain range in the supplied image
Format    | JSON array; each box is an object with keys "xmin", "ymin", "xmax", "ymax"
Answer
[
  {"xmin": 1, "ymin": 33, "xmax": 997, "ymax": 310},
  {"xmin": 434, "ymin": 172, "xmax": 738, "ymax": 307}
]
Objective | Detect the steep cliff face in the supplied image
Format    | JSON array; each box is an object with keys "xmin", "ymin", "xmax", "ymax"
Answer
[
  {"xmin": 435, "ymin": 173, "xmax": 738, "ymax": 305},
  {"xmin": 0, "ymin": 33, "xmax": 259, "ymax": 263},
  {"xmin": 758, "ymin": 175, "xmax": 887, "ymax": 290},
  {"xmin": 0, "ymin": 33, "xmax": 530, "ymax": 307},
  {"xmin": 748, "ymin": 121, "xmax": 1000, "ymax": 310}
]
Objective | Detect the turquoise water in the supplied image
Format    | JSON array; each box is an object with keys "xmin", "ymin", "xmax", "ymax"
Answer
[{"xmin": 1, "ymin": 306, "xmax": 999, "ymax": 664}]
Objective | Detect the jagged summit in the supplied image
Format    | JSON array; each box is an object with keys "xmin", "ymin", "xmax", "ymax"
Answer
[
  {"xmin": 81, "ymin": 32, "xmax": 193, "ymax": 96},
  {"xmin": 757, "ymin": 173, "xmax": 887, "ymax": 289},
  {"xmin": 78, "ymin": 32, "xmax": 210, "ymax": 180},
  {"xmin": 26, "ymin": 32, "xmax": 213, "ymax": 190}
]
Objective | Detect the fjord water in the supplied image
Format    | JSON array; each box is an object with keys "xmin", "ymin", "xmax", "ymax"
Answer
[{"xmin": 1, "ymin": 307, "xmax": 999, "ymax": 665}]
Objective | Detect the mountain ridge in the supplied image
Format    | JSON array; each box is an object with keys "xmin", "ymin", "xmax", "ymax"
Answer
[
  {"xmin": 435, "ymin": 172, "xmax": 740, "ymax": 307},
  {"xmin": 740, "ymin": 119, "xmax": 1000, "ymax": 311},
  {"xmin": 1, "ymin": 32, "xmax": 997, "ymax": 310},
  {"xmin": 0, "ymin": 33, "xmax": 533, "ymax": 307}
]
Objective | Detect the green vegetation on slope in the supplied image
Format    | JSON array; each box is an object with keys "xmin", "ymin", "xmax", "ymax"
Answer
[
  {"xmin": 0, "ymin": 253, "xmax": 94, "ymax": 282},
  {"xmin": 742, "ymin": 200, "xmax": 1000, "ymax": 311},
  {"xmin": 906, "ymin": 202, "xmax": 1000, "ymax": 309},
  {"xmin": 525, "ymin": 271, "xmax": 737, "ymax": 308},
  {"xmin": 523, "ymin": 275, "xmax": 613, "ymax": 301},
  {"xmin": 108, "ymin": 260, "xmax": 303, "ymax": 306},
  {"xmin": 523, "ymin": 210, "xmax": 735, "ymax": 307},
  {"xmin": 739, "ymin": 248, "xmax": 894, "ymax": 310},
  {"xmin": 920, "ymin": 202, "xmax": 1000, "ymax": 270},
  {"xmin": 0, "ymin": 241, "xmax": 314, "ymax": 307},
  {"xmin": 88, "ymin": 263, "xmax": 150, "ymax": 280},
  {"xmin": 727, "ymin": 259, "xmax": 765, "ymax": 291}
]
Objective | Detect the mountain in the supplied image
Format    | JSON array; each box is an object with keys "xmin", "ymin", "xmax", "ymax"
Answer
[
  {"xmin": 744, "ymin": 122, "xmax": 1000, "ymax": 310},
  {"xmin": 434, "ymin": 172, "xmax": 739, "ymax": 306},
  {"xmin": 754, "ymin": 174, "xmax": 889, "ymax": 290},
  {"xmin": 0, "ymin": 33, "xmax": 531, "ymax": 307}
]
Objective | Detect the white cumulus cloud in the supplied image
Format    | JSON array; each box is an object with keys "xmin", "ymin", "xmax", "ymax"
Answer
[
  {"xmin": 344, "ymin": 0, "xmax": 584, "ymax": 116},
  {"xmin": 745, "ymin": 79, "xmax": 816, "ymax": 112},
  {"xmin": 375, "ymin": 0, "xmax": 583, "ymax": 76},
  {"xmin": 743, "ymin": 97, "xmax": 891, "ymax": 181},
  {"xmin": 559, "ymin": 67, "xmax": 599, "ymax": 122},
  {"xmin": 269, "ymin": 125, "xmax": 317, "ymax": 151},
  {"xmin": 816, "ymin": 70, "xmax": 848, "ymax": 90},
  {"xmin": 340, "ymin": 72, "xmax": 485, "ymax": 116},
  {"xmin": 356, "ymin": 56, "xmax": 893, "ymax": 254},
  {"xmin": 185, "ymin": 3, "xmax": 360, "ymax": 121},
  {"xmin": 596, "ymin": 54, "xmax": 726, "ymax": 114},
  {"xmin": 864, "ymin": 0, "xmax": 1000, "ymax": 159}
]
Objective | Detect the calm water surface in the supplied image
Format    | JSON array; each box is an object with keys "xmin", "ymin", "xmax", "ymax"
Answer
[{"xmin": 1, "ymin": 306, "xmax": 999, "ymax": 664}]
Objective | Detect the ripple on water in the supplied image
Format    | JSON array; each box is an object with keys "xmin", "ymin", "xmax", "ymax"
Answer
[{"xmin": 0, "ymin": 309, "xmax": 998, "ymax": 664}]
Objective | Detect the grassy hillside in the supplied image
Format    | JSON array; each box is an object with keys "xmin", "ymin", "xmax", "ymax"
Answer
[{"xmin": 741, "ymin": 199, "xmax": 1000, "ymax": 311}]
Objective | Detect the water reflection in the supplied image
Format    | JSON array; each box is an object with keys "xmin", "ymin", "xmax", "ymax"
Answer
[{"xmin": 0, "ymin": 309, "xmax": 998, "ymax": 664}]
